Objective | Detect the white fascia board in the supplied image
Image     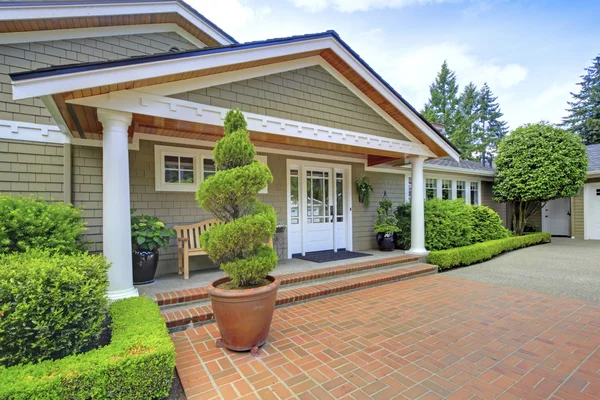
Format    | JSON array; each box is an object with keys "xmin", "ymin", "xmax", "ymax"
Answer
[
  {"xmin": 0, "ymin": 119, "xmax": 68, "ymax": 144},
  {"xmin": 12, "ymin": 38, "xmax": 331, "ymax": 101},
  {"xmin": 0, "ymin": 2, "xmax": 233, "ymax": 46},
  {"xmin": 587, "ymin": 170, "xmax": 600, "ymax": 178},
  {"xmin": 330, "ymin": 43, "xmax": 460, "ymax": 162},
  {"xmin": 397, "ymin": 163, "xmax": 496, "ymax": 177},
  {"xmin": 0, "ymin": 24, "xmax": 205, "ymax": 48},
  {"xmin": 40, "ymin": 95, "xmax": 72, "ymax": 137},
  {"xmin": 68, "ymin": 90, "xmax": 436, "ymax": 158}
]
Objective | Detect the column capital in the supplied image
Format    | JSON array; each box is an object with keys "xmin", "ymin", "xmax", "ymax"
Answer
[
  {"xmin": 97, "ymin": 109, "xmax": 132, "ymax": 127},
  {"xmin": 406, "ymin": 155, "xmax": 428, "ymax": 165}
]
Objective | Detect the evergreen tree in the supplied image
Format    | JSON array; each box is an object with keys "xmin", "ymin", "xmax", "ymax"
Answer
[
  {"xmin": 475, "ymin": 83, "xmax": 509, "ymax": 166},
  {"xmin": 562, "ymin": 55, "xmax": 600, "ymax": 145},
  {"xmin": 422, "ymin": 61, "xmax": 459, "ymax": 136},
  {"xmin": 453, "ymin": 82, "xmax": 479, "ymax": 159}
]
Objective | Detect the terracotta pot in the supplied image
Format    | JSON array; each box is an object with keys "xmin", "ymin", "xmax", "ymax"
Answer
[{"xmin": 208, "ymin": 275, "xmax": 280, "ymax": 352}]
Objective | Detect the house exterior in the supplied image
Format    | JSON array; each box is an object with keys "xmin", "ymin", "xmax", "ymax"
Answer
[{"xmin": 1, "ymin": 0, "xmax": 589, "ymax": 301}]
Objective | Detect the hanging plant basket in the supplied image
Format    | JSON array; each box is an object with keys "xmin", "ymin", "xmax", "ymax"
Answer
[{"xmin": 355, "ymin": 176, "xmax": 374, "ymax": 207}]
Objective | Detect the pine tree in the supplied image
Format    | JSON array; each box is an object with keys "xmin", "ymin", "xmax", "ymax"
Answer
[
  {"xmin": 453, "ymin": 82, "xmax": 479, "ymax": 159},
  {"xmin": 562, "ymin": 55, "xmax": 600, "ymax": 145},
  {"xmin": 422, "ymin": 61, "xmax": 459, "ymax": 136},
  {"xmin": 475, "ymin": 83, "xmax": 508, "ymax": 166}
]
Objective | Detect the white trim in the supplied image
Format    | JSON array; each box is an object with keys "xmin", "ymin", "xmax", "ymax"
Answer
[
  {"xmin": 584, "ymin": 182, "xmax": 600, "ymax": 240},
  {"xmin": 12, "ymin": 35, "xmax": 458, "ymax": 160},
  {"xmin": 0, "ymin": 24, "xmax": 205, "ymax": 48},
  {"xmin": 0, "ymin": 1, "xmax": 232, "ymax": 46},
  {"xmin": 0, "ymin": 119, "xmax": 67, "ymax": 144},
  {"xmin": 406, "ymin": 172, "xmax": 482, "ymax": 205},
  {"xmin": 40, "ymin": 96, "xmax": 72, "ymax": 136},
  {"xmin": 286, "ymin": 158, "xmax": 353, "ymax": 258},
  {"xmin": 153, "ymin": 144, "xmax": 267, "ymax": 193},
  {"xmin": 587, "ymin": 170, "xmax": 600, "ymax": 178},
  {"xmin": 397, "ymin": 163, "xmax": 495, "ymax": 177},
  {"xmin": 68, "ymin": 91, "xmax": 436, "ymax": 158}
]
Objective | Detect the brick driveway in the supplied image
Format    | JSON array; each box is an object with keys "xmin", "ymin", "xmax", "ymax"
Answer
[{"xmin": 171, "ymin": 275, "xmax": 600, "ymax": 399}]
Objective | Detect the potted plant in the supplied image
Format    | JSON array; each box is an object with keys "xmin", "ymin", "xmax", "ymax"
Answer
[
  {"xmin": 196, "ymin": 109, "xmax": 278, "ymax": 356},
  {"xmin": 374, "ymin": 199, "xmax": 400, "ymax": 251},
  {"xmin": 130, "ymin": 213, "xmax": 175, "ymax": 284},
  {"xmin": 355, "ymin": 175, "xmax": 374, "ymax": 206}
]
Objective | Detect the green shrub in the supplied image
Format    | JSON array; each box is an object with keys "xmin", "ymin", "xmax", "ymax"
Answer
[
  {"xmin": 428, "ymin": 232, "xmax": 551, "ymax": 270},
  {"xmin": 469, "ymin": 205, "xmax": 511, "ymax": 243},
  {"xmin": 0, "ymin": 297, "xmax": 175, "ymax": 399},
  {"xmin": 374, "ymin": 199, "xmax": 399, "ymax": 234},
  {"xmin": 0, "ymin": 195, "xmax": 87, "ymax": 254},
  {"xmin": 196, "ymin": 109, "xmax": 277, "ymax": 287},
  {"xmin": 0, "ymin": 250, "xmax": 109, "ymax": 367},
  {"xmin": 396, "ymin": 199, "xmax": 510, "ymax": 251}
]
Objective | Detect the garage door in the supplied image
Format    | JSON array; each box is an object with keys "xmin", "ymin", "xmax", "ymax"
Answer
[{"xmin": 585, "ymin": 183, "xmax": 600, "ymax": 240}]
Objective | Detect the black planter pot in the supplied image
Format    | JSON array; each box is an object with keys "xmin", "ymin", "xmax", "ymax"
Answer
[
  {"xmin": 376, "ymin": 233, "xmax": 396, "ymax": 252},
  {"xmin": 132, "ymin": 249, "xmax": 159, "ymax": 285}
]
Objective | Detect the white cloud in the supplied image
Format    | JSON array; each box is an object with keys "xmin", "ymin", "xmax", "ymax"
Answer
[
  {"xmin": 185, "ymin": 0, "xmax": 271, "ymax": 36},
  {"xmin": 289, "ymin": 0, "xmax": 460, "ymax": 13}
]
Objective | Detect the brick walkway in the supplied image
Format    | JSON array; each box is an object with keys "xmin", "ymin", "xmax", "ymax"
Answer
[{"xmin": 171, "ymin": 275, "xmax": 600, "ymax": 399}]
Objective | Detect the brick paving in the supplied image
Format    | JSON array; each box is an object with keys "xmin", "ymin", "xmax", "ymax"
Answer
[{"xmin": 171, "ymin": 275, "xmax": 600, "ymax": 399}]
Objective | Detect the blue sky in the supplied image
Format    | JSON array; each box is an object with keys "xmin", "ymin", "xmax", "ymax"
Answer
[{"xmin": 188, "ymin": 0, "xmax": 600, "ymax": 130}]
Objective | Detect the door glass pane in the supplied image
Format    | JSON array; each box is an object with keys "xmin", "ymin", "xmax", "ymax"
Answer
[
  {"xmin": 336, "ymin": 174, "xmax": 344, "ymax": 217},
  {"xmin": 290, "ymin": 170, "xmax": 299, "ymax": 224}
]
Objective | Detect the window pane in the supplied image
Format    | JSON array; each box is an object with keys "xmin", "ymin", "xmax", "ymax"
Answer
[
  {"xmin": 442, "ymin": 179, "xmax": 452, "ymax": 200},
  {"xmin": 470, "ymin": 182, "xmax": 479, "ymax": 205},
  {"xmin": 456, "ymin": 180, "xmax": 466, "ymax": 200},
  {"xmin": 164, "ymin": 155, "xmax": 179, "ymax": 169},
  {"xmin": 336, "ymin": 177, "xmax": 344, "ymax": 216},
  {"xmin": 165, "ymin": 169, "xmax": 179, "ymax": 183},
  {"xmin": 407, "ymin": 177, "xmax": 412, "ymax": 202},
  {"xmin": 203, "ymin": 158, "xmax": 216, "ymax": 180},
  {"xmin": 180, "ymin": 157, "xmax": 194, "ymax": 170},
  {"xmin": 426, "ymin": 178, "xmax": 437, "ymax": 200},
  {"xmin": 290, "ymin": 172, "xmax": 299, "ymax": 221},
  {"xmin": 181, "ymin": 170, "xmax": 194, "ymax": 183}
]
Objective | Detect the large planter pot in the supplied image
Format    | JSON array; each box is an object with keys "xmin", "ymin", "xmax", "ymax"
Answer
[
  {"xmin": 376, "ymin": 233, "xmax": 396, "ymax": 252},
  {"xmin": 208, "ymin": 275, "xmax": 280, "ymax": 355},
  {"xmin": 132, "ymin": 249, "xmax": 159, "ymax": 285}
]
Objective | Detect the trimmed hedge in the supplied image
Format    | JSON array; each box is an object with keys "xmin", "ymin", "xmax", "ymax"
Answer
[
  {"xmin": 0, "ymin": 195, "xmax": 87, "ymax": 255},
  {"xmin": 428, "ymin": 232, "xmax": 551, "ymax": 270},
  {"xmin": 0, "ymin": 297, "xmax": 175, "ymax": 400},
  {"xmin": 0, "ymin": 250, "xmax": 109, "ymax": 367},
  {"xmin": 396, "ymin": 199, "xmax": 511, "ymax": 251}
]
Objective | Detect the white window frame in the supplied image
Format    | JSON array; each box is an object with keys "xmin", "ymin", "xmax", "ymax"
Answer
[
  {"xmin": 154, "ymin": 145, "xmax": 268, "ymax": 193},
  {"xmin": 404, "ymin": 173, "xmax": 482, "ymax": 205}
]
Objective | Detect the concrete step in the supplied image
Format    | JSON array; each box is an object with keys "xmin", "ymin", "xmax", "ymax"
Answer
[
  {"xmin": 156, "ymin": 254, "xmax": 419, "ymax": 309},
  {"xmin": 162, "ymin": 263, "xmax": 437, "ymax": 332}
]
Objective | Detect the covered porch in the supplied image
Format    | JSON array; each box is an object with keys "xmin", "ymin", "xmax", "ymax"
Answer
[{"xmin": 10, "ymin": 31, "xmax": 459, "ymax": 300}]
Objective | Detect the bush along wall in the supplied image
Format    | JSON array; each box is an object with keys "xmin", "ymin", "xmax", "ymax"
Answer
[
  {"xmin": 396, "ymin": 199, "xmax": 510, "ymax": 251},
  {"xmin": 428, "ymin": 232, "xmax": 551, "ymax": 271},
  {"xmin": 0, "ymin": 297, "xmax": 175, "ymax": 400}
]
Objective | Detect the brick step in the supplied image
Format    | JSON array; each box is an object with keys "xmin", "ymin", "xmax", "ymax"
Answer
[
  {"xmin": 156, "ymin": 254, "xmax": 419, "ymax": 308},
  {"xmin": 162, "ymin": 263, "xmax": 436, "ymax": 331}
]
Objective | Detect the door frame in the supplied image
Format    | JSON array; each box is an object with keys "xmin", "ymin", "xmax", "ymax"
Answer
[
  {"xmin": 584, "ymin": 182, "xmax": 600, "ymax": 240},
  {"xmin": 542, "ymin": 197, "xmax": 572, "ymax": 237},
  {"xmin": 286, "ymin": 159, "xmax": 353, "ymax": 258}
]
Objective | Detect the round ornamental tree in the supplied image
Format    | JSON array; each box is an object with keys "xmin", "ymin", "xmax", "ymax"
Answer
[
  {"xmin": 196, "ymin": 110, "xmax": 277, "ymax": 288},
  {"xmin": 493, "ymin": 122, "xmax": 588, "ymax": 235}
]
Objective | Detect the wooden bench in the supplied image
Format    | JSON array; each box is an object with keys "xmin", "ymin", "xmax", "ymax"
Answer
[{"xmin": 174, "ymin": 219, "xmax": 274, "ymax": 279}]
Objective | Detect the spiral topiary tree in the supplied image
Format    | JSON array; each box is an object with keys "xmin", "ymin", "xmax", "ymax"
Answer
[{"xmin": 196, "ymin": 109, "xmax": 278, "ymax": 288}]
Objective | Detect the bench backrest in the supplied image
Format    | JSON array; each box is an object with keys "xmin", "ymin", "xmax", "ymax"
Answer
[{"xmin": 174, "ymin": 219, "xmax": 223, "ymax": 250}]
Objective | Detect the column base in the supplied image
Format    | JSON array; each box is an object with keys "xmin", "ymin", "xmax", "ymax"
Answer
[
  {"xmin": 107, "ymin": 286, "xmax": 139, "ymax": 301},
  {"xmin": 406, "ymin": 248, "xmax": 429, "ymax": 256}
]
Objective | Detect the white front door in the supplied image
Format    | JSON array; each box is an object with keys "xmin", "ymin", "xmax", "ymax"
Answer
[
  {"xmin": 287, "ymin": 161, "xmax": 351, "ymax": 257},
  {"xmin": 544, "ymin": 198, "xmax": 571, "ymax": 236},
  {"xmin": 585, "ymin": 183, "xmax": 600, "ymax": 240}
]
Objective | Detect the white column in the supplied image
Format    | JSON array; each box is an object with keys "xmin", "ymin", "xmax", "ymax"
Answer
[
  {"xmin": 406, "ymin": 156, "xmax": 428, "ymax": 255},
  {"xmin": 97, "ymin": 109, "xmax": 138, "ymax": 301}
]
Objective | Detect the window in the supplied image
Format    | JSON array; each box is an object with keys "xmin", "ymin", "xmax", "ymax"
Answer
[
  {"xmin": 426, "ymin": 178, "xmax": 437, "ymax": 200},
  {"xmin": 596, "ymin": 189, "xmax": 600, "ymax": 196},
  {"xmin": 407, "ymin": 177, "xmax": 412, "ymax": 202},
  {"xmin": 442, "ymin": 179, "xmax": 452, "ymax": 200},
  {"xmin": 290, "ymin": 170, "xmax": 299, "ymax": 224},
  {"xmin": 154, "ymin": 145, "xmax": 267, "ymax": 192},
  {"xmin": 470, "ymin": 182, "xmax": 479, "ymax": 205},
  {"xmin": 456, "ymin": 180, "xmax": 466, "ymax": 200}
]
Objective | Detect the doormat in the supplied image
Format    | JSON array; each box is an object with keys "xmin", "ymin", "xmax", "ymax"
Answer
[{"xmin": 292, "ymin": 250, "xmax": 372, "ymax": 263}]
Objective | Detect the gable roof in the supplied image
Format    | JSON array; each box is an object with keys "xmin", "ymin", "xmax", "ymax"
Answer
[
  {"xmin": 0, "ymin": 0, "xmax": 236, "ymax": 46},
  {"xmin": 10, "ymin": 31, "xmax": 460, "ymax": 160},
  {"xmin": 588, "ymin": 144, "xmax": 600, "ymax": 172}
]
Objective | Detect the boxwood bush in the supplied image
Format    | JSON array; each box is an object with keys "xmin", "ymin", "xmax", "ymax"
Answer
[
  {"xmin": 396, "ymin": 199, "xmax": 511, "ymax": 251},
  {"xmin": 0, "ymin": 250, "xmax": 109, "ymax": 367},
  {"xmin": 0, "ymin": 195, "xmax": 87, "ymax": 254},
  {"xmin": 428, "ymin": 232, "xmax": 551, "ymax": 270},
  {"xmin": 0, "ymin": 297, "xmax": 175, "ymax": 400}
]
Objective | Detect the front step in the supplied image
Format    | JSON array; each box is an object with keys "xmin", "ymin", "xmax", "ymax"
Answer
[
  {"xmin": 161, "ymin": 263, "xmax": 436, "ymax": 332},
  {"xmin": 156, "ymin": 254, "xmax": 419, "ymax": 307}
]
